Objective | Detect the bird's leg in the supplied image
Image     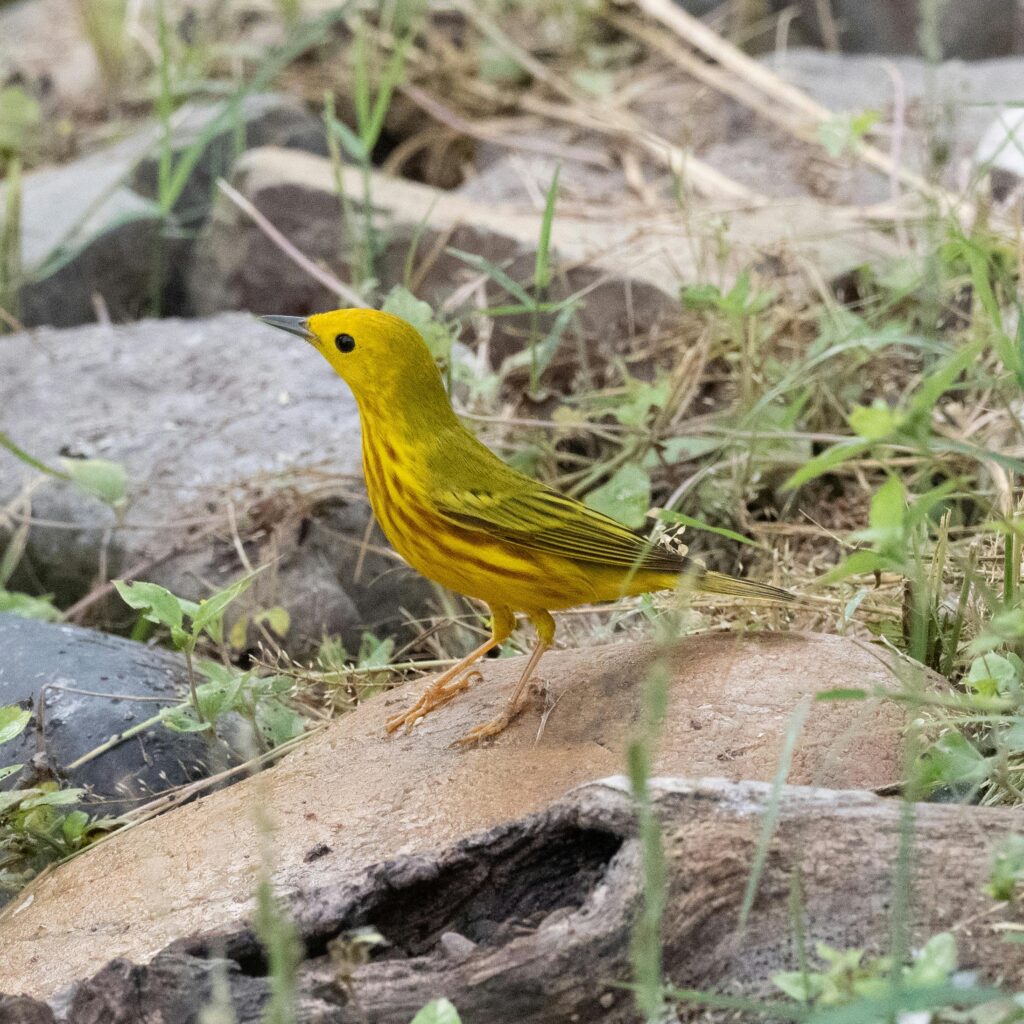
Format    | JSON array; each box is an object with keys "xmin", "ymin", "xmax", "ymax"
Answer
[
  {"xmin": 454, "ymin": 610, "xmax": 555, "ymax": 747},
  {"xmin": 385, "ymin": 605, "xmax": 515, "ymax": 735}
]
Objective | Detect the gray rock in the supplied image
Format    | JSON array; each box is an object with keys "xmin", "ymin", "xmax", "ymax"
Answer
[
  {"xmin": 762, "ymin": 49, "xmax": 1024, "ymax": 155},
  {"xmin": 4, "ymin": 94, "xmax": 326, "ymax": 329},
  {"xmin": 0, "ymin": 313, "xmax": 432, "ymax": 657},
  {"xmin": 777, "ymin": 0, "xmax": 1024, "ymax": 58},
  {"xmin": 703, "ymin": 49, "xmax": 1024, "ymax": 204},
  {"xmin": 0, "ymin": 614, "xmax": 235, "ymax": 815}
]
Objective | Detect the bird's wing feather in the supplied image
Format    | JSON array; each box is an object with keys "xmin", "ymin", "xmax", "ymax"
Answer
[{"xmin": 432, "ymin": 482, "xmax": 686, "ymax": 573}]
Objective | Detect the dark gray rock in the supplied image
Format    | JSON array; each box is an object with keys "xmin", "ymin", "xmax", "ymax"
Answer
[
  {"xmin": 6, "ymin": 93, "xmax": 326, "ymax": 329},
  {"xmin": 0, "ymin": 314, "xmax": 432, "ymax": 658},
  {"xmin": 0, "ymin": 614, "xmax": 233, "ymax": 815}
]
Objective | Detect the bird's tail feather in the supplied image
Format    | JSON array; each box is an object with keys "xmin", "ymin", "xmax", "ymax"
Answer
[{"xmin": 671, "ymin": 565, "xmax": 794, "ymax": 602}]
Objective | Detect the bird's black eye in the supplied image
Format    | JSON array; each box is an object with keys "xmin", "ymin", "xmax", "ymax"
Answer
[{"xmin": 335, "ymin": 333, "xmax": 355, "ymax": 354}]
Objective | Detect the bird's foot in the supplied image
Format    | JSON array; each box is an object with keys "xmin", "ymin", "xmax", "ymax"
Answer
[
  {"xmin": 450, "ymin": 681, "xmax": 544, "ymax": 748},
  {"xmin": 385, "ymin": 670, "xmax": 482, "ymax": 735},
  {"xmin": 450, "ymin": 709, "xmax": 517, "ymax": 748}
]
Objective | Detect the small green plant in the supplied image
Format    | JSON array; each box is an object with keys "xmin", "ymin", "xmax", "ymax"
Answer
[
  {"xmin": 987, "ymin": 834, "xmax": 1024, "ymax": 901},
  {"xmin": 324, "ymin": 16, "xmax": 413, "ymax": 294},
  {"xmin": 773, "ymin": 932, "xmax": 958, "ymax": 1008},
  {"xmin": 114, "ymin": 571, "xmax": 262, "ymax": 731},
  {"xmin": 0, "ymin": 705, "xmax": 116, "ymax": 894}
]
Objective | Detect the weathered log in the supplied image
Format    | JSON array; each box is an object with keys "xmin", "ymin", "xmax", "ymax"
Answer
[
  {"xmin": 14, "ymin": 778, "xmax": 1024, "ymax": 1024},
  {"xmin": 0, "ymin": 633, "xmax": 915, "ymax": 998}
]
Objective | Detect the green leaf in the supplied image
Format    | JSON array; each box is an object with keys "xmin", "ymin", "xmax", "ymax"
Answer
[
  {"xmin": 966, "ymin": 652, "xmax": 1021, "ymax": 697},
  {"xmin": 773, "ymin": 970, "xmax": 819, "ymax": 1003},
  {"xmin": 904, "ymin": 932, "xmax": 957, "ymax": 986},
  {"xmin": 916, "ymin": 731, "xmax": 992, "ymax": 794},
  {"xmin": 60, "ymin": 458, "xmax": 127, "ymax": 506},
  {"xmin": 0, "ymin": 589, "xmax": 60, "ymax": 621},
  {"xmin": 20, "ymin": 787, "xmax": 83, "ymax": 809},
  {"xmin": 161, "ymin": 706, "xmax": 209, "ymax": 733},
  {"xmin": 660, "ymin": 436, "xmax": 724, "ymax": 463},
  {"xmin": 192, "ymin": 571, "xmax": 261, "ymax": 642},
  {"xmin": 255, "ymin": 698, "xmax": 306, "ymax": 747},
  {"xmin": 680, "ymin": 282, "xmax": 723, "ymax": 311},
  {"xmin": 114, "ymin": 580, "xmax": 184, "ymax": 631},
  {"xmin": 357, "ymin": 632, "xmax": 395, "ymax": 670},
  {"xmin": 818, "ymin": 549, "xmax": 891, "ymax": 584},
  {"xmin": 783, "ymin": 439, "xmax": 872, "ymax": 491},
  {"xmin": 195, "ymin": 675, "xmax": 245, "ymax": 722},
  {"xmin": 585, "ymin": 463, "xmax": 651, "ymax": 529},
  {"xmin": 0, "ymin": 706, "xmax": 30, "ymax": 745},
  {"xmin": 848, "ymin": 402, "xmax": 904, "ymax": 441},
  {"xmin": 61, "ymin": 809, "xmax": 91, "ymax": 844},
  {"xmin": 0, "ymin": 763, "xmax": 23, "ymax": 783},
  {"xmin": 409, "ymin": 1000, "xmax": 462, "ymax": 1024}
]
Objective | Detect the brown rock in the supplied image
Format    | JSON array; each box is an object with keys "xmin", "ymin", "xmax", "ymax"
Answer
[{"xmin": 0, "ymin": 631, "xmax": 918, "ymax": 998}]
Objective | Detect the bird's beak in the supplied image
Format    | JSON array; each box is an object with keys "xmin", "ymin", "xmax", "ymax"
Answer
[{"xmin": 260, "ymin": 314, "xmax": 316, "ymax": 343}]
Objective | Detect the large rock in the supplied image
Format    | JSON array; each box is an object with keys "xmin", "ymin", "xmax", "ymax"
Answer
[
  {"xmin": 6, "ymin": 94, "xmax": 325, "ymax": 328},
  {"xmin": 0, "ymin": 631, "xmax": 921, "ymax": 998},
  {"xmin": 0, "ymin": 314, "xmax": 431, "ymax": 655},
  {"xmin": 5, "ymin": 777, "xmax": 1021, "ymax": 1022},
  {"xmin": 0, "ymin": 614, "xmax": 237, "ymax": 816},
  {"xmin": 187, "ymin": 145, "xmax": 899, "ymax": 332}
]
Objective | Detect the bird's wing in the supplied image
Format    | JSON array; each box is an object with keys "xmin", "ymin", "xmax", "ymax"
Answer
[{"xmin": 432, "ymin": 481, "xmax": 686, "ymax": 573}]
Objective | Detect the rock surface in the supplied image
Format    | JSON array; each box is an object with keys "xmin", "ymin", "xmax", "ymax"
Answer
[
  {"xmin": 5, "ymin": 775, "xmax": 1022, "ymax": 1022},
  {"xmin": 0, "ymin": 314, "xmax": 431, "ymax": 655},
  {"xmin": 0, "ymin": 631, "xmax": 921, "ymax": 998},
  {"xmin": 0, "ymin": 614, "xmax": 236, "ymax": 816}
]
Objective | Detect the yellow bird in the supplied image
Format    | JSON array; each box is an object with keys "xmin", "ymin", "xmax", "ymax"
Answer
[{"xmin": 262, "ymin": 309, "xmax": 791, "ymax": 744}]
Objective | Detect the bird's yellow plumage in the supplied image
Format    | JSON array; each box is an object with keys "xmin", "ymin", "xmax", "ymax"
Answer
[{"xmin": 262, "ymin": 308, "xmax": 791, "ymax": 743}]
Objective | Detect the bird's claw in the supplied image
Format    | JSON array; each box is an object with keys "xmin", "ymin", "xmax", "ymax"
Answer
[
  {"xmin": 384, "ymin": 670, "xmax": 483, "ymax": 735},
  {"xmin": 450, "ymin": 712, "xmax": 515, "ymax": 748}
]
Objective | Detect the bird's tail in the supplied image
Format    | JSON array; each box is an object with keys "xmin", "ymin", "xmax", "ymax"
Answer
[{"xmin": 665, "ymin": 563, "xmax": 794, "ymax": 602}]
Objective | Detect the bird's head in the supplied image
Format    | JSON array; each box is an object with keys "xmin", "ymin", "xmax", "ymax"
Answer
[{"xmin": 261, "ymin": 308, "xmax": 447, "ymax": 414}]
